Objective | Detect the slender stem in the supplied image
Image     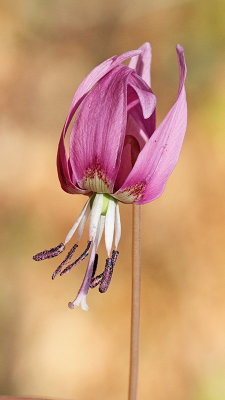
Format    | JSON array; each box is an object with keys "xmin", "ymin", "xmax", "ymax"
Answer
[{"xmin": 128, "ymin": 205, "xmax": 141, "ymax": 400}]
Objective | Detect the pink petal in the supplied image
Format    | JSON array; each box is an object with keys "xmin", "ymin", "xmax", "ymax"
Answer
[
  {"xmin": 128, "ymin": 45, "xmax": 156, "ymax": 138},
  {"xmin": 128, "ymin": 73, "xmax": 156, "ymax": 119},
  {"xmin": 114, "ymin": 80, "xmax": 156, "ymax": 190},
  {"xmin": 129, "ymin": 42, "xmax": 152, "ymax": 86},
  {"xmin": 115, "ymin": 45, "xmax": 187, "ymax": 204},
  {"xmin": 57, "ymin": 48, "xmax": 146, "ymax": 193},
  {"xmin": 69, "ymin": 66, "xmax": 134, "ymax": 191}
]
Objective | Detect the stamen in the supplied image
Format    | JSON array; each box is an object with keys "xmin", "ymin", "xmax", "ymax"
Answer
[
  {"xmin": 64, "ymin": 198, "xmax": 91, "ymax": 245},
  {"xmin": 112, "ymin": 250, "xmax": 119, "ymax": 266},
  {"xmin": 91, "ymin": 251, "xmax": 119, "ymax": 290},
  {"xmin": 92, "ymin": 253, "xmax": 99, "ymax": 278},
  {"xmin": 89, "ymin": 194, "xmax": 103, "ymax": 240},
  {"xmin": 90, "ymin": 273, "xmax": 103, "ymax": 288},
  {"xmin": 33, "ymin": 243, "xmax": 65, "ymax": 261},
  {"xmin": 52, "ymin": 243, "xmax": 78, "ymax": 280},
  {"xmin": 89, "ymin": 253, "xmax": 102, "ymax": 288},
  {"xmin": 114, "ymin": 204, "xmax": 121, "ymax": 249},
  {"xmin": 105, "ymin": 198, "xmax": 116, "ymax": 256},
  {"xmin": 60, "ymin": 240, "xmax": 92, "ymax": 276},
  {"xmin": 99, "ymin": 258, "xmax": 114, "ymax": 293}
]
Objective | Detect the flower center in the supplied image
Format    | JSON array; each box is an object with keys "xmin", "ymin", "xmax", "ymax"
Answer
[
  {"xmin": 90, "ymin": 193, "xmax": 117, "ymax": 216},
  {"xmin": 82, "ymin": 163, "xmax": 111, "ymax": 193}
]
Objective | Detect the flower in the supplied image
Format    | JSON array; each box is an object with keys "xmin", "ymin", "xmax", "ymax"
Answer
[{"xmin": 33, "ymin": 43, "xmax": 187, "ymax": 310}]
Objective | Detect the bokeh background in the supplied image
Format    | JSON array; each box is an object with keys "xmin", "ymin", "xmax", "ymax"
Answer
[{"xmin": 0, "ymin": 0, "xmax": 224, "ymax": 399}]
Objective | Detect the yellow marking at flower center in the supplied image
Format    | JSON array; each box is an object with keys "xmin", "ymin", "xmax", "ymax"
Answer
[
  {"xmin": 114, "ymin": 182, "xmax": 146, "ymax": 204},
  {"xmin": 83, "ymin": 164, "xmax": 111, "ymax": 193}
]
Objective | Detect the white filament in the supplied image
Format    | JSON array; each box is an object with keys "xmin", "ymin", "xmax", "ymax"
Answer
[
  {"xmin": 77, "ymin": 201, "xmax": 91, "ymax": 241},
  {"xmin": 114, "ymin": 203, "xmax": 121, "ymax": 249},
  {"xmin": 89, "ymin": 194, "xmax": 103, "ymax": 240},
  {"xmin": 64, "ymin": 198, "xmax": 91, "ymax": 244},
  {"xmin": 105, "ymin": 198, "xmax": 116, "ymax": 256},
  {"xmin": 96, "ymin": 215, "xmax": 105, "ymax": 249}
]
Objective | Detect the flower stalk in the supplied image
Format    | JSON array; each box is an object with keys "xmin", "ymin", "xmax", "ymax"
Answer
[{"xmin": 128, "ymin": 205, "xmax": 141, "ymax": 400}]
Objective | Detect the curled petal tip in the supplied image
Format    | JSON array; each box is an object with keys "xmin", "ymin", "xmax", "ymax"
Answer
[
  {"xmin": 140, "ymin": 42, "xmax": 151, "ymax": 50},
  {"xmin": 176, "ymin": 44, "xmax": 184, "ymax": 53}
]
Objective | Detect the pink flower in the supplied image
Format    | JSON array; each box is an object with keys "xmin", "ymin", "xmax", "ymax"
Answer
[{"xmin": 33, "ymin": 43, "xmax": 187, "ymax": 310}]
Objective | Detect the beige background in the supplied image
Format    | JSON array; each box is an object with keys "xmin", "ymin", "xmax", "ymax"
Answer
[{"xmin": 0, "ymin": 0, "xmax": 224, "ymax": 399}]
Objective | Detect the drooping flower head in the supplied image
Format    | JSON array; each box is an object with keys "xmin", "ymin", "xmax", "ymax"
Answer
[{"xmin": 33, "ymin": 43, "xmax": 187, "ymax": 310}]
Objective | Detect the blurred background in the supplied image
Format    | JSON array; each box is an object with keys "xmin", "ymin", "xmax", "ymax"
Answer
[{"xmin": 0, "ymin": 0, "xmax": 224, "ymax": 399}]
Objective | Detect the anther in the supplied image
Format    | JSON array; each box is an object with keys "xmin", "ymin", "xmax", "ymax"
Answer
[
  {"xmin": 90, "ymin": 273, "xmax": 103, "ymax": 288},
  {"xmin": 52, "ymin": 243, "xmax": 78, "ymax": 280},
  {"xmin": 111, "ymin": 250, "xmax": 119, "ymax": 266},
  {"xmin": 99, "ymin": 258, "xmax": 113, "ymax": 293},
  {"xmin": 90, "ymin": 254, "xmax": 103, "ymax": 288},
  {"xmin": 33, "ymin": 243, "xmax": 65, "ymax": 261},
  {"xmin": 60, "ymin": 240, "xmax": 92, "ymax": 276}
]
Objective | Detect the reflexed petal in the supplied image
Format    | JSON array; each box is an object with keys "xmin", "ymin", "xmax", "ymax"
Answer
[
  {"xmin": 115, "ymin": 45, "xmax": 187, "ymax": 204},
  {"xmin": 69, "ymin": 66, "xmax": 134, "ymax": 191},
  {"xmin": 128, "ymin": 43, "xmax": 156, "ymax": 138},
  {"xmin": 115, "ymin": 76, "xmax": 156, "ymax": 189},
  {"xmin": 128, "ymin": 73, "xmax": 156, "ymax": 119},
  {"xmin": 129, "ymin": 42, "xmax": 152, "ymax": 86},
  {"xmin": 57, "ymin": 48, "xmax": 144, "ymax": 194}
]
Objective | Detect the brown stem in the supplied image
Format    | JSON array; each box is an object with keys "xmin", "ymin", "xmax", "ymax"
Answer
[{"xmin": 128, "ymin": 205, "xmax": 141, "ymax": 400}]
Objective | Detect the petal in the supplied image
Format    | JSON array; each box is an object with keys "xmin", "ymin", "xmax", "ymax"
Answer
[
  {"xmin": 128, "ymin": 73, "xmax": 156, "ymax": 119},
  {"xmin": 128, "ymin": 43, "xmax": 156, "ymax": 138},
  {"xmin": 57, "ymin": 49, "xmax": 143, "ymax": 194},
  {"xmin": 129, "ymin": 74, "xmax": 157, "ymax": 138},
  {"xmin": 115, "ymin": 77, "xmax": 156, "ymax": 190},
  {"xmin": 129, "ymin": 42, "xmax": 152, "ymax": 86},
  {"xmin": 69, "ymin": 66, "xmax": 134, "ymax": 191},
  {"xmin": 115, "ymin": 45, "xmax": 187, "ymax": 204}
]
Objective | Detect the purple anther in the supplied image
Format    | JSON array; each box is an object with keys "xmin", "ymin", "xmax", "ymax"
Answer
[
  {"xmin": 111, "ymin": 250, "xmax": 119, "ymax": 266},
  {"xmin": 90, "ymin": 254, "xmax": 102, "ymax": 288},
  {"xmin": 99, "ymin": 258, "xmax": 113, "ymax": 293},
  {"xmin": 60, "ymin": 240, "xmax": 92, "ymax": 276},
  {"xmin": 90, "ymin": 273, "xmax": 103, "ymax": 289},
  {"xmin": 52, "ymin": 243, "xmax": 78, "ymax": 280},
  {"xmin": 33, "ymin": 243, "xmax": 65, "ymax": 261}
]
